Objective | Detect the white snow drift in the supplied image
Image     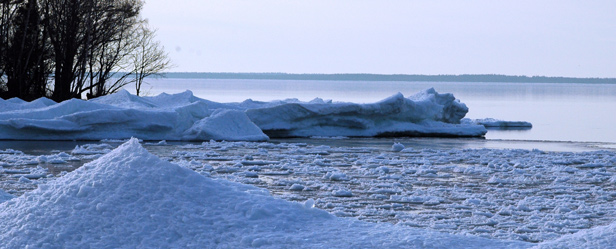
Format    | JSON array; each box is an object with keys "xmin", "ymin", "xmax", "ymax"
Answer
[
  {"xmin": 0, "ymin": 139, "xmax": 528, "ymax": 248},
  {"xmin": 0, "ymin": 88, "xmax": 486, "ymax": 141}
]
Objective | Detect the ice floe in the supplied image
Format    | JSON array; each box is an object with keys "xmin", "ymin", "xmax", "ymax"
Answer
[
  {"xmin": 247, "ymin": 89, "xmax": 487, "ymax": 137},
  {"xmin": 464, "ymin": 118, "xmax": 533, "ymax": 129},
  {"xmin": 0, "ymin": 139, "xmax": 529, "ymax": 248},
  {"xmin": 0, "ymin": 88, "xmax": 486, "ymax": 141},
  {"xmin": 183, "ymin": 109, "xmax": 268, "ymax": 141},
  {"xmin": 2, "ymin": 139, "xmax": 615, "ymax": 245}
]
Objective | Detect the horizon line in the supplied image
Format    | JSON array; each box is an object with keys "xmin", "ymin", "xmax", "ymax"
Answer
[{"xmin": 158, "ymin": 72, "xmax": 616, "ymax": 80}]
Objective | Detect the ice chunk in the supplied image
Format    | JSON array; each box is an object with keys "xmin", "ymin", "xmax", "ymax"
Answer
[
  {"xmin": 463, "ymin": 118, "xmax": 532, "ymax": 130},
  {"xmin": 392, "ymin": 142, "xmax": 405, "ymax": 152},
  {"xmin": 183, "ymin": 109, "xmax": 268, "ymax": 141},
  {"xmin": 91, "ymin": 89, "xmax": 157, "ymax": 109},
  {"xmin": 246, "ymin": 89, "xmax": 486, "ymax": 138}
]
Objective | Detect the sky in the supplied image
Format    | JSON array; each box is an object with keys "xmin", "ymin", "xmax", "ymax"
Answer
[{"xmin": 141, "ymin": 0, "xmax": 616, "ymax": 78}]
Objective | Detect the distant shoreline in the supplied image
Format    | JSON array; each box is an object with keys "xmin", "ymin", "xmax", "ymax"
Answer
[{"xmin": 159, "ymin": 72, "xmax": 616, "ymax": 84}]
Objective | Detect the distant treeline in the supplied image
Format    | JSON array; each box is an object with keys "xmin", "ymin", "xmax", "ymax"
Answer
[{"xmin": 162, "ymin": 73, "xmax": 616, "ymax": 84}]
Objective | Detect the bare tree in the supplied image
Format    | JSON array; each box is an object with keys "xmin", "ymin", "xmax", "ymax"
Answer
[
  {"xmin": 0, "ymin": 0, "xmax": 19, "ymax": 95},
  {"xmin": 2, "ymin": 0, "xmax": 52, "ymax": 100},
  {"xmin": 131, "ymin": 22, "xmax": 171, "ymax": 96},
  {"xmin": 81, "ymin": 0, "xmax": 143, "ymax": 98},
  {"xmin": 42, "ymin": 0, "xmax": 85, "ymax": 101},
  {"xmin": 1, "ymin": 0, "xmax": 170, "ymax": 101},
  {"xmin": 42, "ymin": 0, "xmax": 143, "ymax": 101}
]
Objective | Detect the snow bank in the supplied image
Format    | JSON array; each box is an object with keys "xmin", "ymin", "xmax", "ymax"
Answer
[
  {"xmin": 0, "ymin": 139, "xmax": 528, "ymax": 248},
  {"xmin": 0, "ymin": 88, "xmax": 485, "ymax": 141},
  {"xmin": 0, "ymin": 90, "xmax": 263, "ymax": 141}
]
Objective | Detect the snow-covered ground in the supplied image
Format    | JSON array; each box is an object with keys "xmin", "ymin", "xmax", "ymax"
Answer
[{"xmin": 1, "ymin": 138, "xmax": 615, "ymax": 248}]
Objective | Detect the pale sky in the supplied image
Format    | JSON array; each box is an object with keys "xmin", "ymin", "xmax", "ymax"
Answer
[{"xmin": 141, "ymin": 0, "xmax": 616, "ymax": 78}]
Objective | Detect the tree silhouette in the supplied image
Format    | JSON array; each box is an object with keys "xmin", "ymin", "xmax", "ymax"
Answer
[
  {"xmin": 132, "ymin": 22, "xmax": 172, "ymax": 96},
  {"xmin": 0, "ymin": 0, "xmax": 170, "ymax": 101},
  {"xmin": 4, "ymin": 0, "xmax": 51, "ymax": 100}
]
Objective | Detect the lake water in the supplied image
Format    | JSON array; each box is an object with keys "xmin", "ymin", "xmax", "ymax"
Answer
[
  {"xmin": 2, "ymin": 79, "xmax": 615, "ymax": 243},
  {"xmin": 125, "ymin": 78, "xmax": 616, "ymax": 145}
]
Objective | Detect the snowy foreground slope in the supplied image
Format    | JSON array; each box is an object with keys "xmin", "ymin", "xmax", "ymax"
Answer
[
  {"xmin": 0, "ymin": 139, "xmax": 527, "ymax": 248},
  {"xmin": 0, "ymin": 89, "xmax": 486, "ymax": 141},
  {"xmin": 0, "ymin": 188, "xmax": 13, "ymax": 203},
  {"xmin": 536, "ymin": 222, "xmax": 616, "ymax": 249}
]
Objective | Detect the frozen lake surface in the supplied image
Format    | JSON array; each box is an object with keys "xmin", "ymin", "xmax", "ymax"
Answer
[
  {"xmin": 0, "ymin": 139, "xmax": 534, "ymax": 248},
  {"xmin": 2, "ymin": 138, "xmax": 616, "ymax": 244}
]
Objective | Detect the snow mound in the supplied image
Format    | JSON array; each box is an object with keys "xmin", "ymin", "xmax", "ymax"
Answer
[
  {"xmin": 183, "ymin": 109, "xmax": 268, "ymax": 141},
  {"xmin": 0, "ymin": 96, "xmax": 56, "ymax": 111},
  {"xmin": 0, "ymin": 138, "xmax": 528, "ymax": 248},
  {"xmin": 247, "ymin": 88, "xmax": 486, "ymax": 137},
  {"xmin": 91, "ymin": 89, "xmax": 157, "ymax": 109},
  {"xmin": 0, "ymin": 88, "xmax": 486, "ymax": 141}
]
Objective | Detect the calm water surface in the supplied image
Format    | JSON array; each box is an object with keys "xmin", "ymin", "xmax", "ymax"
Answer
[{"xmin": 126, "ymin": 79, "xmax": 616, "ymax": 144}]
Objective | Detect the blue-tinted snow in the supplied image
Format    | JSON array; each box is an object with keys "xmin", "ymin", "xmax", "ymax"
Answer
[{"xmin": 0, "ymin": 89, "xmax": 485, "ymax": 141}]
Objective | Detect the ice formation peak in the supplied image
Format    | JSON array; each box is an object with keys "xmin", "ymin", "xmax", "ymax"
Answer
[
  {"xmin": 91, "ymin": 89, "xmax": 157, "ymax": 109},
  {"xmin": 0, "ymin": 137, "xmax": 196, "ymax": 247}
]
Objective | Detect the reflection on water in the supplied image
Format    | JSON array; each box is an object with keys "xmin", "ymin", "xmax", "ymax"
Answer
[
  {"xmin": 271, "ymin": 137, "xmax": 610, "ymax": 153},
  {"xmin": 484, "ymin": 127, "xmax": 533, "ymax": 131}
]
